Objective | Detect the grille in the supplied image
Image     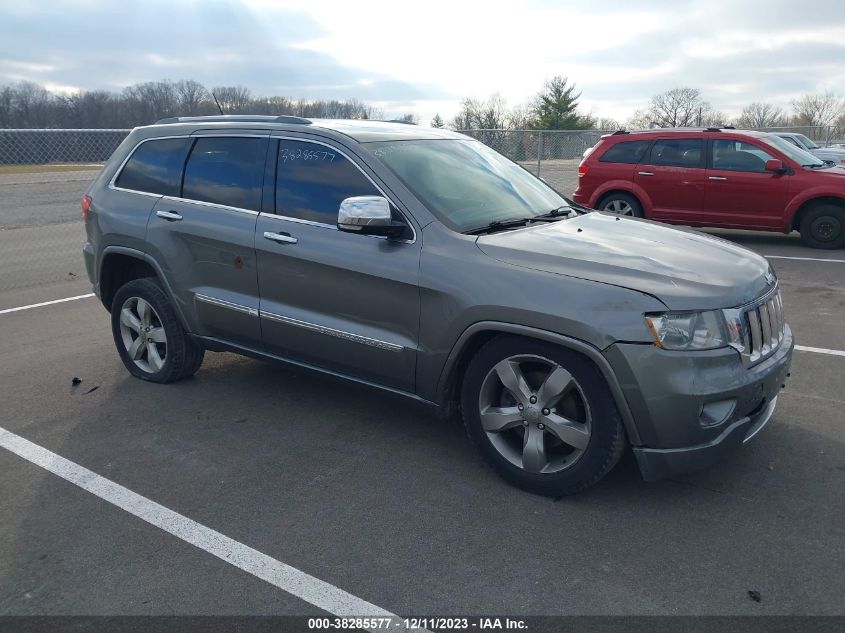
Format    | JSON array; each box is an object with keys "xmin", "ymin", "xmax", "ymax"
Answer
[{"xmin": 738, "ymin": 290, "xmax": 785, "ymax": 367}]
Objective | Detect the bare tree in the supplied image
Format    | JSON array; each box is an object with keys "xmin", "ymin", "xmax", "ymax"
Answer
[
  {"xmin": 640, "ymin": 87, "xmax": 712, "ymax": 128},
  {"xmin": 174, "ymin": 80, "xmax": 210, "ymax": 115},
  {"xmin": 791, "ymin": 92, "xmax": 845, "ymax": 127},
  {"xmin": 595, "ymin": 117, "xmax": 622, "ymax": 131},
  {"xmin": 736, "ymin": 102, "xmax": 786, "ymax": 128},
  {"xmin": 212, "ymin": 85, "xmax": 252, "ymax": 113}
]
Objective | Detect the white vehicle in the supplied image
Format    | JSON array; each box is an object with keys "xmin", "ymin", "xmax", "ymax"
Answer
[{"xmin": 775, "ymin": 132, "xmax": 845, "ymax": 166}]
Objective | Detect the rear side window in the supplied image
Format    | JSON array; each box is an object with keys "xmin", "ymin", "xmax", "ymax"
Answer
[
  {"xmin": 275, "ymin": 139, "xmax": 379, "ymax": 224},
  {"xmin": 645, "ymin": 138, "xmax": 704, "ymax": 168},
  {"xmin": 182, "ymin": 137, "xmax": 266, "ymax": 211},
  {"xmin": 115, "ymin": 138, "xmax": 191, "ymax": 196},
  {"xmin": 599, "ymin": 140, "xmax": 650, "ymax": 164}
]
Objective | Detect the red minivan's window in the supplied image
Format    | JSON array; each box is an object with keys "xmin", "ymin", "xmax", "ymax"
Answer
[{"xmin": 598, "ymin": 140, "xmax": 650, "ymax": 164}]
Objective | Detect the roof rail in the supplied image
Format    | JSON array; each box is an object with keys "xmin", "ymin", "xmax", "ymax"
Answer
[
  {"xmin": 383, "ymin": 119, "xmax": 417, "ymax": 125},
  {"xmin": 154, "ymin": 115, "xmax": 312, "ymax": 125},
  {"xmin": 611, "ymin": 130, "xmax": 629, "ymax": 135}
]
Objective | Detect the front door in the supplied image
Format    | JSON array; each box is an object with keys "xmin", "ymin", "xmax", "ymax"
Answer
[
  {"xmin": 255, "ymin": 137, "xmax": 421, "ymax": 392},
  {"xmin": 703, "ymin": 138, "xmax": 792, "ymax": 229}
]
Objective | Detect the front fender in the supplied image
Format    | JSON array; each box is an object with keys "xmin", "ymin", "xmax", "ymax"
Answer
[{"xmin": 784, "ymin": 189, "xmax": 845, "ymax": 231}]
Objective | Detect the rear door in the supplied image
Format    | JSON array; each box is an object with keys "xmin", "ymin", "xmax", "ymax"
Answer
[
  {"xmin": 633, "ymin": 136, "xmax": 706, "ymax": 222},
  {"xmin": 145, "ymin": 134, "xmax": 268, "ymax": 347},
  {"xmin": 703, "ymin": 137, "xmax": 792, "ymax": 229},
  {"xmin": 254, "ymin": 136, "xmax": 421, "ymax": 391}
]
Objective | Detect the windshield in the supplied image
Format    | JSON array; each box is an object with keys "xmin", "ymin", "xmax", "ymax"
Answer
[
  {"xmin": 369, "ymin": 139, "xmax": 569, "ymax": 232},
  {"xmin": 761, "ymin": 134, "xmax": 824, "ymax": 167},
  {"xmin": 796, "ymin": 134, "xmax": 820, "ymax": 149}
]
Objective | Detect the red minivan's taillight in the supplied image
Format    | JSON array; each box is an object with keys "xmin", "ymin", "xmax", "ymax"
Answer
[
  {"xmin": 578, "ymin": 164, "xmax": 589, "ymax": 178},
  {"xmin": 81, "ymin": 194, "xmax": 92, "ymax": 221}
]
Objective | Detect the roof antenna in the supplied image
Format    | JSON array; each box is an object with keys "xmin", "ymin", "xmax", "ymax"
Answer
[{"xmin": 211, "ymin": 91, "xmax": 224, "ymax": 115}]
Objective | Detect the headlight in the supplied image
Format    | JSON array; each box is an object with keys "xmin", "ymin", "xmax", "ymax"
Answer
[{"xmin": 644, "ymin": 311, "xmax": 728, "ymax": 350}]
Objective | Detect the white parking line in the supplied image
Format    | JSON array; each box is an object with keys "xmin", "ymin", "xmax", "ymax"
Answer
[
  {"xmin": 0, "ymin": 293, "xmax": 95, "ymax": 315},
  {"xmin": 765, "ymin": 255, "xmax": 845, "ymax": 263},
  {"xmin": 0, "ymin": 426, "xmax": 403, "ymax": 629},
  {"xmin": 795, "ymin": 345, "xmax": 845, "ymax": 357}
]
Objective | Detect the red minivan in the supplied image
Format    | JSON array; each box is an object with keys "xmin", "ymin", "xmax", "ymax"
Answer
[{"xmin": 572, "ymin": 128, "xmax": 845, "ymax": 249}]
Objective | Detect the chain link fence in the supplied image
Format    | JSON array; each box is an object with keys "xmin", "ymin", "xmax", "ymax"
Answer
[{"xmin": 0, "ymin": 129, "xmax": 131, "ymax": 165}]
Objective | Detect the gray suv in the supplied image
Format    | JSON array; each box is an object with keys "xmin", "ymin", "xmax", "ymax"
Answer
[{"xmin": 83, "ymin": 115, "xmax": 794, "ymax": 495}]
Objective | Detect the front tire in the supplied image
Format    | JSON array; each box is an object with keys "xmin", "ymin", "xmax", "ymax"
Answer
[
  {"xmin": 460, "ymin": 335, "xmax": 625, "ymax": 496},
  {"xmin": 799, "ymin": 204, "xmax": 845, "ymax": 249},
  {"xmin": 111, "ymin": 278, "xmax": 204, "ymax": 383}
]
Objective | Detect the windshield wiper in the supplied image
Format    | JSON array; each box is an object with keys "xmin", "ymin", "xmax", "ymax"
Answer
[
  {"xmin": 534, "ymin": 205, "xmax": 571, "ymax": 219},
  {"xmin": 464, "ymin": 217, "xmax": 533, "ymax": 235}
]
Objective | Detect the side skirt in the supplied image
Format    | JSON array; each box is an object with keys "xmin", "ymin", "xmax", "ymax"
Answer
[{"xmin": 194, "ymin": 335, "xmax": 438, "ymax": 410}]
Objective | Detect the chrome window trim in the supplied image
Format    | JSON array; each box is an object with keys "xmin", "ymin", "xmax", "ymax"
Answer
[
  {"xmin": 260, "ymin": 310, "xmax": 403, "ymax": 352},
  {"xmin": 195, "ymin": 293, "xmax": 259, "ymax": 317},
  {"xmin": 107, "ymin": 133, "xmax": 268, "ymax": 215},
  {"xmin": 266, "ymin": 135, "xmax": 417, "ymax": 244},
  {"xmin": 161, "ymin": 195, "xmax": 259, "ymax": 216}
]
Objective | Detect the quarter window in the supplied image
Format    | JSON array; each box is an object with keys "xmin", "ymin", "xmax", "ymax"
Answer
[
  {"xmin": 645, "ymin": 139, "xmax": 704, "ymax": 168},
  {"xmin": 598, "ymin": 140, "xmax": 650, "ymax": 164},
  {"xmin": 275, "ymin": 140, "xmax": 380, "ymax": 224},
  {"xmin": 115, "ymin": 138, "xmax": 191, "ymax": 196},
  {"xmin": 182, "ymin": 137, "xmax": 265, "ymax": 211},
  {"xmin": 711, "ymin": 140, "xmax": 774, "ymax": 173}
]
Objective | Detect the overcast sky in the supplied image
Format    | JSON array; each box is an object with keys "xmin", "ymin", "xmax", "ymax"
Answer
[{"xmin": 1, "ymin": 0, "xmax": 843, "ymax": 124}]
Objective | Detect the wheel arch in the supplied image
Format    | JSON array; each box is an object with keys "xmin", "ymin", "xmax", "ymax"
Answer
[
  {"xmin": 790, "ymin": 195, "xmax": 845, "ymax": 232},
  {"xmin": 435, "ymin": 321, "xmax": 642, "ymax": 445},
  {"xmin": 98, "ymin": 247, "xmax": 189, "ymax": 330},
  {"xmin": 594, "ymin": 185, "xmax": 651, "ymax": 218}
]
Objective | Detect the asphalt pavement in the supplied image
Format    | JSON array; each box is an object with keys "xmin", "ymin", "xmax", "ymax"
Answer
[{"xmin": 0, "ymin": 171, "xmax": 842, "ymax": 619}]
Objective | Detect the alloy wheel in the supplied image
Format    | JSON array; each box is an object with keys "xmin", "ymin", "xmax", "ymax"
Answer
[
  {"xmin": 478, "ymin": 354, "xmax": 592, "ymax": 474},
  {"xmin": 603, "ymin": 199, "xmax": 634, "ymax": 216},
  {"xmin": 119, "ymin": 296, "xmax": 167, "ymax": 373}
]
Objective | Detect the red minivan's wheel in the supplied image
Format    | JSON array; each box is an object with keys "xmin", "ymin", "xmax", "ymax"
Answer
[
  {"xmin": 799, "ymin": 204, "xmax": 845, "ymax": 250},
  {"xmin": 599, "ymin": 192, "xmax": 643, "ymax": 218}
]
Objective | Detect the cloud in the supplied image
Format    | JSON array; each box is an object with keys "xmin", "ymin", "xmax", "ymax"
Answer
[
  {"xmin": 0, "ymin": 0, "xmax": 843, "ymax": 122},
  {"xmin": 0, "ymin": 0, "xmax": 449, "ymax": 103}
]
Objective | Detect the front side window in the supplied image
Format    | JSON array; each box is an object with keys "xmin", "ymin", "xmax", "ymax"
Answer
[
  {"xmin": 275, "ymin": 140, "xmax": 380, "ymax": 224},
  {"xmin": 712, "ymin": 140, "xmax": 774, "ymax": 172},
  {"xmin": 369, "ymin": 139, "xmax": 569, "ymax": 233},
  {"xmin": 182, "ymin": 137, "xmax": 265, "ymax": 211},
  {"xmin": 645, "ymin": 138, "xmax": 704, "ymax": 168},
  {"xmin": 115, "ymin": 137, "xmax": 191, "ymax": 196},
  {"xmin": 599, "ymin": 140, "xmax": 650, "ymax": 164},
  {"xmin": 795, "ymin": 134, "xmax": 819, "ymax": 150}
]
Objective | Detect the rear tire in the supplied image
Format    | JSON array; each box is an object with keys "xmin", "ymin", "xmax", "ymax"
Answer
[
  {"xmin": 799, "ymin": 204, "xmax": 845, "ymax": 249},
  {"xmin": 599, "ymin": 192, "xmax": 643, "ymax": 218},
  {"xmin": 460, "ymin": 335, "xmax": 626, "ymax": 496},
  {"xmin": 111, "ymin": 278, "xmax": 205, "ymax": 383}
]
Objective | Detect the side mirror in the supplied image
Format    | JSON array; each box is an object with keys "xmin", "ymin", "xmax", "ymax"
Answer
[
  {"xmin": 765, "ymin": 159, "xmax": 786, "ymax": 173},
  {"xmin": 338, "ymin": 196, "xmax": 405, "ymax": 238}
]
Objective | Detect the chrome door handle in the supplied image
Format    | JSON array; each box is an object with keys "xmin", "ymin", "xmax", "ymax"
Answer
[
  {"xmin": 263, "ymin": 231, "xmax": 298, "ymax": 245},
  {"xmin": 637, "ymin": 171, "xmax": 654, "ymax": 176},
  {"xmin": 708, "ymin": 176, "xmax": 728, "ymax": 181},
  {"xmin": 156, "ymin": 210, "xmax": 183, "ymax": 221}
]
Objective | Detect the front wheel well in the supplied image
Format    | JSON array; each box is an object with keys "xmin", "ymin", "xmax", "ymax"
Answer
[
  {"xmin": 99, "ymin": 253, "xmax": 158, "ymax": 311},
  {"xmin": 441, "ymin": 330, "xmax": 609, "ymax": 413},
  {"xmin": 791, "ymin": 196, "xmax": 845, "ymax": 231}
]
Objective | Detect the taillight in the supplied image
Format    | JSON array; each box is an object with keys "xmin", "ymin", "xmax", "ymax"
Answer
[
  {"xmin": 81, "ymin": 195, "xmax": 92, "ymax": 221},
  {"xmin": 578, "ymin": 164, "xmax": 589, "ymax": 178}
]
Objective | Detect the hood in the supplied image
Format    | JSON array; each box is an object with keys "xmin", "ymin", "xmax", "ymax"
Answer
[
  {"xmin": 809, "ymin": 164, "xmax": 845, "ymax": 178},
  {"xmin": 813, "ymin": 146, "xmax": 845, "ymax": 157},
  {"xmin": 476, "ymin": 213, "xmax": 773, "ymax": 311}
]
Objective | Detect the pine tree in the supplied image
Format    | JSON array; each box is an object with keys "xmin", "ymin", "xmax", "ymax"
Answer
[
  {"xmin": 530, "ymin": 76, "xmax": 590, "ymax": 130},
  {"xmin": 430, "ymin": 113, "xmax": 445, "ymax": 128}
]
